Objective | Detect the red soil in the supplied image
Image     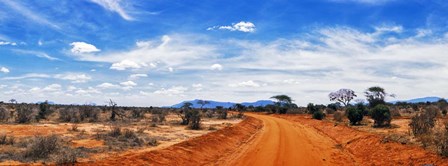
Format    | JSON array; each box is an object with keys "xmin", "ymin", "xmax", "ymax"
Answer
[{"xmin": 77, "ymin": 116, "xmax": 262, "ymax": 166}]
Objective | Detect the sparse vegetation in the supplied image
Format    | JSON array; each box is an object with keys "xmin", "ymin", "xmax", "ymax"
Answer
[
  {"xmin": 16, "ymin": 104, "xmax": 34, "ymax": 124},
  {"xmin": 333, "ymin": 111, "xmax": 344, "ymax": 122},
  {"xmin": 409, "ymin": 107, "xmax": 438, "ymax": 136}
]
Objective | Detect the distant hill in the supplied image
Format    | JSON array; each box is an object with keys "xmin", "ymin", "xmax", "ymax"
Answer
[
  {"xmin": 390, "ymin": 96, "xmax": 444, "ymax": 104},
  {"xmin": 169, "ymin": 99, "xmax": 275, "ymax": 109}
]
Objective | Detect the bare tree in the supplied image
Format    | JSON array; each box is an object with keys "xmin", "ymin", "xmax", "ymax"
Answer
[{"xmin": 329, "ymin": 89, "xmax": 357, "ymax": 107}]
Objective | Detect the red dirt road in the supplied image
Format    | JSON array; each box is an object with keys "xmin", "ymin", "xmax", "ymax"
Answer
[
  {"xmin": 223, "ymin": 114, "xmax": 354, "ymax": 166},
  {"xmin": 78, "ymin": 113, "xmax": 448, "ymax": 166}
]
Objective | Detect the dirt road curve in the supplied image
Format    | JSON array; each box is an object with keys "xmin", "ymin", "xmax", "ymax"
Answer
[{"xmin": 225, "ymin": 114, "xmax": 354, "ymax": 166}]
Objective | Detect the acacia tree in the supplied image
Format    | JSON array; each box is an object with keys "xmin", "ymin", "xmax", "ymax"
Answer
[
  {"xmin": 179, "ymin": 102, "xmax": 193, "ymax": 125},
  {"xmin": 270, "ymin": 95, "xmax": 293, "ymax": 114},
  {"xmin": 196, "ymin": 100, "xmax": 210, "ymax": 110},
  {"xmin": 365, "ymin": 86, "xmax": 395, "ymax": 108},
  {"xmin": 328, "ymin": 89, "xmax": 357, "ymax": 107}
]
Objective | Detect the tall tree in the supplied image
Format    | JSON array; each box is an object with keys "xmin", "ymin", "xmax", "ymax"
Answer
[
  {"xmin": 196, "ymin": 100, "xmax": 210, "ymax": 110},
  {"xmin": 270, "ymin": 95, "xmax": 293, "ymax": 114},
  {"xmin": 328, "ymin": 89, "xmax": 357, "ymax": 106},
  {"xmin": 365, "ymin": 86, "xmax": 394, "ymax": 107}
]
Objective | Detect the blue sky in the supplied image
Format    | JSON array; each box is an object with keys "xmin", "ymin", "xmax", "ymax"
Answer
[{"xmin": 0, "ymin": 0, "xmax": 447, "ymax": 106}]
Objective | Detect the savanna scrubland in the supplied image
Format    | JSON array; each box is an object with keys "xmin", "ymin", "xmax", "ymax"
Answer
[{"xmin": 0, "ymin": 86, "xmax": 447, "ymax": 165}]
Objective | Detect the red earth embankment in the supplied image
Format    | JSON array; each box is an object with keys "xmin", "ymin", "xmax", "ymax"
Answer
[
  {"xmin": 77, "ymin": 116, "xmax": 263, "ymax": 166},
  {"xmin": 273, "ymin": 114, "xmax": 448, "ymax": 166}
]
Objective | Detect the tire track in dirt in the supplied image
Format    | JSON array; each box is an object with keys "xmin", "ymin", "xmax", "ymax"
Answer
[{"xmin": 222, "ymin": 113, "xmax": 355, "ymax": 166}]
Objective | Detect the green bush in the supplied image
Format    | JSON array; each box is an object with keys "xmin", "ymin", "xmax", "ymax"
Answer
[
  {"xmin": 312, "ymin": 111, "xmax": 325, "ymax": 120},
  {"xmin": 371, "ymin": 104, "xmax": 391, "ymax": 127},
  {"xmin": 347, "ymin": 107, "xmax": 363, "ymax": 125}
]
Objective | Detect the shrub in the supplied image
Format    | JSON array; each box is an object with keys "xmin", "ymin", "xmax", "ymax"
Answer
[
  {"xmin": 0, "ymin": 134, "xmax": 14, "ymax": 145},
  {"xmin": 442, "ymin": 109, "xmax": 447, "ymax": 116},
  {"xmin": 16, "ymin": 105, "xmax": 34, "ymax": 123},
  {"xmin": 36, "ymin": 101, "xmax": 51, "ymax": 121},
  {"xmin": 347, "ymin": 107, "xmax": 363, "ymax": 125},
  {"xmin": 307, "ymin": 103, "xmax": 318, "ymax": 114},
  {"xmin": 131, "ymin": 108, "xmax": 145, "ymax": 119},
  {"xmin": 371, "ymin": 104, "xmax": 391, "ymax": 127},
  {"xmin": 189, "ymin": 109, "xmax": 201, "ymax": 130},
  {"xmin": 59, "ymin": 107, "xmax": 81, "ymax": 123},
  {"xmin": 54, "ymin": 147, "xmax": 80, "ymax": 165},
  {"xmin": 108, "ymin": 126, "xmax": 122, "ymax": 137},
  {"xmin": 216, "ymin": 109, "xmax": 228, "ymax": 119},
  {"xmin": 0, "ymin": 106, "xmax": 9, "ymax": 122},
  {"xmin": 333, "ymin": 111, "xmax": 344, "ymax": 122},
  {"xmin": 435, "ymin": 123, "xmax": 448, "ymax": 157},
  {"xmin": 79, "ymin": 106, "xmax": 99, "ymax": 122},
  {"xmin": 409, "ymin": 108, "xmax": 437, "ymax": 136},
  {"xmin": 312, "ymin": 111, "xmax": 325, "ymax": 120},
  {"xmin": 23, "ymin": 135, "xmax": 60, "ymax": 161}
]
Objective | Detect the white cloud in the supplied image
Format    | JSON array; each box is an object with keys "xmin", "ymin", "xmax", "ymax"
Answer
[
  {"xmin": 0, "ymin": 41, "xmax": 17, "ymax": 46},
  {"xmin": 129, "ymin": 74, "xmax": 148, "ymax": 80},
  {"xmin": 97, "ymin": 82, "xmax": 119, "ymax": 89},
  {"xmin": 229, "ymin": 80, "xmax": 262, "ymax": 88},
  {"xmin": 168, "ymin": 67, "xmax": 174, "ymax": 72},
  {"xmin": 0, "ymin": 67, "xmax": 10, "ymax": 73},
  {"xmin": 208, "ymin": 21, "xmax": 256, "ymax": 33},
  {"xmin": 329, "ymin": 0, "xmax": 395, "ymax": 5},
  {"xmin": 110, "ymin": 59, "xmax": 146, "ymax": 70},
  {"xmin": 68, "ymin": 35, "xmax": 217, "ymax": 72},
  {"xmin": 154, "ymin": 86, "xmax": 187, "ymax": 96},
  {"xmin": 120, "ymin": 81, "xmax": 137, "ymax": 87},
  {"xmin": 374, "ymin": 25, "xmax": 403, "ymax": 34},
  {"xmin": 54, "ymin": 73, "xmax": 92, "ymax": 83},
  {"xmin": 192, "ymin": 83, "xmax": 203, "ymax": 91},
  {"xmin": 210, "ymin": 64, "xmax": 223, "ymax": 71},
  {"xmin": 13, "ymin": 49, "xmax": 59, "ymax": 61},
  {"xmin": 70, "ymin": 42, "xmax": 100, "ymax": 54},
  {"xmin": 2, "ymin": 73, "xmax": 50, "ymax": 80},
  {"xmin": 1, "ymin": 0, "xmax": 60, "ymax": 29},
  {"xmin": 90, "ymin": 0, "xmax": 134, "ymax": 21}
]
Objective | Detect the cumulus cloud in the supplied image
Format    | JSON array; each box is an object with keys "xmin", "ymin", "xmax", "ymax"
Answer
[
  {"xmin": 129, "ymin": 74, "xmax": 148, "ymax": 80},
  {"xmin": 97, "ymin": 82, "xmax": 119, "ymax": 89},
  {"xmin": 210, "ymin": 64, "xmax": 223, "ymax": 71},
  {"xmin": 67, "ymin": 35, "xmax": 217, "ymax": 72},
  {"xmin": 120, "ymin": 81, "xmax": 137, "ymax": 87},
  {"xmin": 89, "ymin": 0, "xmax": 134, "ymax": 21},
  {"xmin": 154, "ymin": 86, "xmax": 187, "ymax": 96},
  {"xmin": 54, "ymin": 73, "xmax": 92, "ymax": 83},
  {"xmin": 0, "ymin": 41, "xmax": 17, "ymax": 46},
  {"xmin": 192, "ymin": 83, "xmax": 203, "ymax": 91},
  {"xmin": 208, "ymin": 21, "xmax": 256, "ymax": 33},
  {"xmin": 229, "ymin": 80, "xmax": 262, "ymax": 88},
  {"xmin": 110, "ymin": 60, "xmax": 146, "ymax": 70},
  {"xmin": 70, "ymin": 42, "xmax": 100, "ymax": 54},
  {"xmin": 0, "ymin": 67, "xmax": 10, "ymax": 73}
]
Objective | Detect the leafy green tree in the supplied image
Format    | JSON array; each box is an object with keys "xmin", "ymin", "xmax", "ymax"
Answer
[
  {"xmin": 307, "ymin": 103, "xmax": 318, "ymax": 114},
  {"xmin": 371, "ymin": 104, "xmax": 392, "ymax": 127},
  {"xmin": 365, "ymin": 86, "xmax": 394, "ymax": 108},
  {"xmin": 196, "ymin": 100, "xmax": 210, "ymax": 110},
  {"xmin": 270, "ymin": 95, "xmax": 294, "ymax": 114},
  {"xmin": 346, "ymin": 107, "xmax": 363, "ymax": 125},
  {"xmin": 37, "ymin": 100, "xmax": 50, "ymax": 121}
]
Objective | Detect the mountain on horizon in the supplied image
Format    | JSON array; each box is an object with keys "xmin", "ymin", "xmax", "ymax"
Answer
[
  {"xmin": 169, "ymin": 99, "xmax": 275, "ymax": 109},
  {"xmin": 390, "ymin": 96, "xmax": 444, "ymax": 104}
]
